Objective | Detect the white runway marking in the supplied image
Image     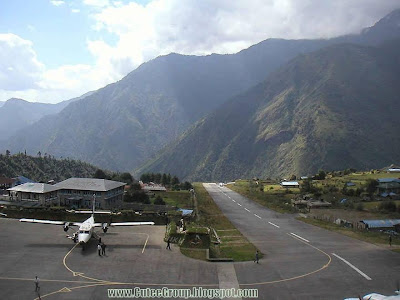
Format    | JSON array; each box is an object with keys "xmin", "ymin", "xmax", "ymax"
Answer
[
  {"xmin": 268, "ymin": 222, "xmax": 280, "ymax": 228},
  {"xmin": 254, "ymin": 214, "xmax": 261, "ymax": 219},
  {"xmin": 332, "ymin": 253, "xmax": 372, "ymax": 280},
  {"xmin": 289, "ymin": 232, "xmax": 309, "ymax": 243},
  {"xmin": 244, "ymin": 208, "xmax": 250, "ymax": 212},
  {"xmin": 142, "ymin": 235, "xmax": 149, "ymax": 253},
  {"xmin": 237, "ymin": 203, "xmax": 242, "ymax": 207}
]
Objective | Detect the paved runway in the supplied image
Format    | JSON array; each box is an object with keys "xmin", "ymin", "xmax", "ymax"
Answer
[
  {"xmin": 203, "ymin": 183, "xmax": 400, "ymax": 299},
  {"xmin": 0, "ymin": 184, "xmax": 399, "ymax": 299}
]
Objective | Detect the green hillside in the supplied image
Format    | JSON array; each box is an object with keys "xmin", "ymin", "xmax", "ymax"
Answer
[
  {"xmin": 137, "ymin": 40, "xmax": 400, "ymax": 181},
  {"xmin": 0, "ymin": 152, "xmax": 98, "ymax": 182}
]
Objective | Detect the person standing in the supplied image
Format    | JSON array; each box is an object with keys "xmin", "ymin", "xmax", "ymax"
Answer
[
  {"xmin": 101, "ymin": 243, "xmax": 106, "ymax": 255},
  {"xmin": 97, "ymin": 243, "xmax": 102, "ymax": 256},
  {"xmin": 254, "ymin": 250, "xmax": 259, "ymax": 264},
  {"xmin": 389, "ymin": 235, "xmax": 392, "ymax": 247},
  {"xmin": 34, "ymin": 276, "xmax": 40, "ymax": 292},
  {"xmin": 166, "ymin": 239, "xmax": 171, "ymax": 250}
]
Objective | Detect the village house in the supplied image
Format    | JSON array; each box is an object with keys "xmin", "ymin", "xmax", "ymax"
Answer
[{"xmin": 7, "ymin": 182, "xmax": 59, "ymax": 206}]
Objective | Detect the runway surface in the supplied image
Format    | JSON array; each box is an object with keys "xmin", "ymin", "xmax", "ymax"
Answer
[
  {"xmin": 0, "ymin": 183, "xmax": 399, "ymax": 299},
  {"xmin": 203, "ymin": 183, "xmax": 400, "ymax": 299}
]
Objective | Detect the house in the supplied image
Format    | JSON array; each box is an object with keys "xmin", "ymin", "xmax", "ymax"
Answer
[
  {"xmin": 0, "ymin": 176, "xmax": 15, "ymax": 191},
  {"xmin": 7, "ymin": 183, "xmax": 59, "ymax": 206},
  {"xmin": 361, "ymin": 219, "xmax": 400, "ymax": 231},
  {"xmin": 280, "ymin": 181, "xmax": 300, "ymax": 188},
  {"xmin": 55, "ymin": 178, "xmax": 126, "ymax": 209},
  {"xmin": 140, "ymin": 181, "xmax": 167, "ymax": 192},
  {"xmin": 12, "ymin": 175, "xmax": 35, "ymax": 187},
  {"xmin": 376, "ymin": 178, "xmax": 400, "ymax": 196}
]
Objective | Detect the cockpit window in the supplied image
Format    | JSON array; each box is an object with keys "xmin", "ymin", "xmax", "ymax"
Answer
[{"xmin": 84, "ymin": 231, "xmax": 90, "ymax": 234}]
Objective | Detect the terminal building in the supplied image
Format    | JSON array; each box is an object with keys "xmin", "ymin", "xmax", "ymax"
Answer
[
  {"xmin": 55, "ymin": 178, "xmax": 126, "ymax": 209},
  {"xmin": 7, "ymin": 178, "xmax": 126, "ymax": 209}
]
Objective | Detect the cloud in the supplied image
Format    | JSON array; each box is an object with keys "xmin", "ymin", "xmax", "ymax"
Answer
[
  {"xmin": 86, "ymin": 0, "xmax": 400, "ymax": 83},
  {"xmin": 83, "ymin": 0, "xmax": 110, "ymax": 7},
  {"xmin": 0, "ymin": 34, "xmax": 44, "ymax": 91},
  {"xmin": 71, "ymin": 8, "xmax": 81, "ymax": 13},
  {"xmin": 2, "ymin": 0, "xmax": 400, "ymax": 103},
  {"xmin": 50, "ymin": 0, "xmax": 65, "ymax": 6}
]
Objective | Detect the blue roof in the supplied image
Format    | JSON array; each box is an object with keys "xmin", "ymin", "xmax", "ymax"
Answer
[
  {"xmin": 13, "ymin": 176, "xmax": 35, "ymax": 185},
  {"xmin": 361, "ymin": 219, "xmax": 400, "ymax": 228},
  {"xmin": 177, "ymin": 209, "xmax": 193, "ymax": 216},
  {"xmin": 378, "ymin": 178, "xmax": 400, "ymax": 183}
]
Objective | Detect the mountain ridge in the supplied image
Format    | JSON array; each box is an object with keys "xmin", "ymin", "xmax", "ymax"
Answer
[
  {"xmin": 136, "ymin": 40, "xmax": 400, "ymax": 181},
  {"xmin": 4, "ymin": 8, "xmax": 400, "ymax": 174}
]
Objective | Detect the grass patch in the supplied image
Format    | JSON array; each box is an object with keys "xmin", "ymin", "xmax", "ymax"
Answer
[
  {"xmin": 179, "ymin": 183, "xmax": 260, "ymax": 261},
  {"xmin": 228, "ymin": 180, "xmax": 296, "ymax": 213},
  {"xmin": 298, "ymin": 216, "xmax": 400, "ymax": 249},
  {"xmin": 153, "ymin": 190, "xmax": 192, "ymax": 208},
  {"xmin": 180, "ymin": 248, "xmax": 207, "ymax": 261}
]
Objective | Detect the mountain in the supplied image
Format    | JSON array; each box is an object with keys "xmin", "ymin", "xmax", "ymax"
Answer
[
  {"xmin": 137, "ymin": 40, "xmax": 400, "ymax": 181},
  {"xmin": 0, "ymin": 92, "xmax": 92, "ymax": 141},
  {"xmin": 5, "ymin": 9, "xmax": 400, "ymax": 173},
  {"xmin": 0, "ymin": 153, "xmax": 99, "ymax": 182},
  {"xmin": 0, "ymin": 101, "xmax": 4, "ymax": 108}
]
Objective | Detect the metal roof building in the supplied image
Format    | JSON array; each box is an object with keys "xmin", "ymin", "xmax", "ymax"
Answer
[
  {"xmin": 361, "ymin": 219, "xmax": 400, "ymax": 229},
  {"xmin": 280, "ymin": 181, "xmax": 300, "ymax": 187},
  {"xmin": 7, "ymin": 183, "xmax": 59, "ymax": 205},
  {"xmin": 54, "ymin": 178, "xmax": 125, "ymax": 192},
  {"xmin": 8, "ymin": 183, "xmax": 59, "ymax": 194},
  {"xmin": 55, "ymin": 178, "xmax": 126, "ymax": 209}
]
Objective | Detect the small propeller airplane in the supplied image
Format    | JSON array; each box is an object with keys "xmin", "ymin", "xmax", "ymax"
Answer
[
  {"xmin": 19, "ymin": 195, "xmax": 154, "ymax": 249},
  {"xmin": 345, "ymin": 284, "xmax": 400, "ymax": 300}
]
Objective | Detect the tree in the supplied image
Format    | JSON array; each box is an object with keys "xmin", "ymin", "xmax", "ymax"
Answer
[
  {"xmin": 120, "ymin": 172, "xmax": 134, "ymax": 184},
  {"xmin": 94, "ymin": 169, "xmax": 107, "ymax": 179},
  {"xmin": 301, "ymin": 179, "xmax": 313, "ymax": 193},
  {"xmin": 154, "ymin": 173, "xmax": 162, "ymax": 184},
  {"xmin": 171, "ymin": 176, "xmax": 180, "ymax": 186},
  {"xmin": 161, "ymin": 173, "xmax": 168, "ymax": 185},
  {"xmin": 154, "ymin": 195, "xmax": 165, "ymax": 205},
  {"xmin": 180, "ymin": 181, "xmax": 193, "ymax": 190},
  {"xmin": 378, "ymin": 201, "xmax": 397, "ymax": 212},
  {"xmin": 5, "ymin": 150, "xmax": 10, "ymax": 157},
  {"xmin": 317, "ymin": 170, "xmax": 326, "ymax": 180},
  {"xmin": 365, "ymin": 179, "xmax": 378, "ymax": 196}
]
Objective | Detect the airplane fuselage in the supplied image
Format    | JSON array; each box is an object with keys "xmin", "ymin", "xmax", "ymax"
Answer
[{"xmin": 77, "ymin": 215, "xmax": 94, "ymax": 244}]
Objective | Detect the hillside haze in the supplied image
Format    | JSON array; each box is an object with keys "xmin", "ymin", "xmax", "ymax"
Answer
[
  {"xmin": 4, "ymin": 9, "xmax": 400, "ymax": 174},
  {"xmin": 138, "ymin": 40, "xmax": 400, "ymax": 181},
  {"xmin": 0, "ymin": 92, "xmax": 92, "ymax": 141}
]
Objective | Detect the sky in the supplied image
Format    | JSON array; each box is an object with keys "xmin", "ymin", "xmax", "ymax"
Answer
[{"xmin": 0, "ymin": 0, "xmax": 399, "ymax": 104}]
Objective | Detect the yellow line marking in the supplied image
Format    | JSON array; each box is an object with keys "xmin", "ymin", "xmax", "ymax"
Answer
[
  {"xmin": 62, "ymin": 243, "xmax": 109, "ymax": 283},
  {"xmin": 0, "ymin": 277, "xmax": 94, "ymax": 284},
  {"xmin": 239, "ymin": 234, "xmax": 332, "ymax": 287},
  {"xmin": 1, "ymin": 226, "xmax": 323, "ymax": 299}
]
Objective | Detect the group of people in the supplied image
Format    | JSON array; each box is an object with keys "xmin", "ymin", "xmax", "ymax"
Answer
[{"xmin": 98, "ymin": 238, "xmax": 107, "ymax": 256}]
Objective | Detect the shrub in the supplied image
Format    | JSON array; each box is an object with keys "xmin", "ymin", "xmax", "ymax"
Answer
[{"xmin": 378, "ymin": 201, "xmax": 397, "ymax": 212}]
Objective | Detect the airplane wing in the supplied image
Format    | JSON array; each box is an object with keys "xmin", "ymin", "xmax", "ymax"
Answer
[
  {"xmin": 93, "ymin": 221, "xmax": 155, "ymax": 227},
  {"xmin": 110, "ymin": 222, "xmax": 155, "ymax": 226},
  {"xmin": 19, "ymin": 219, "xmax": 82, "ymax": 226},
  {"xmin": 66, "ymin": 210, "xmax": 119, "ymax": 214}
]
